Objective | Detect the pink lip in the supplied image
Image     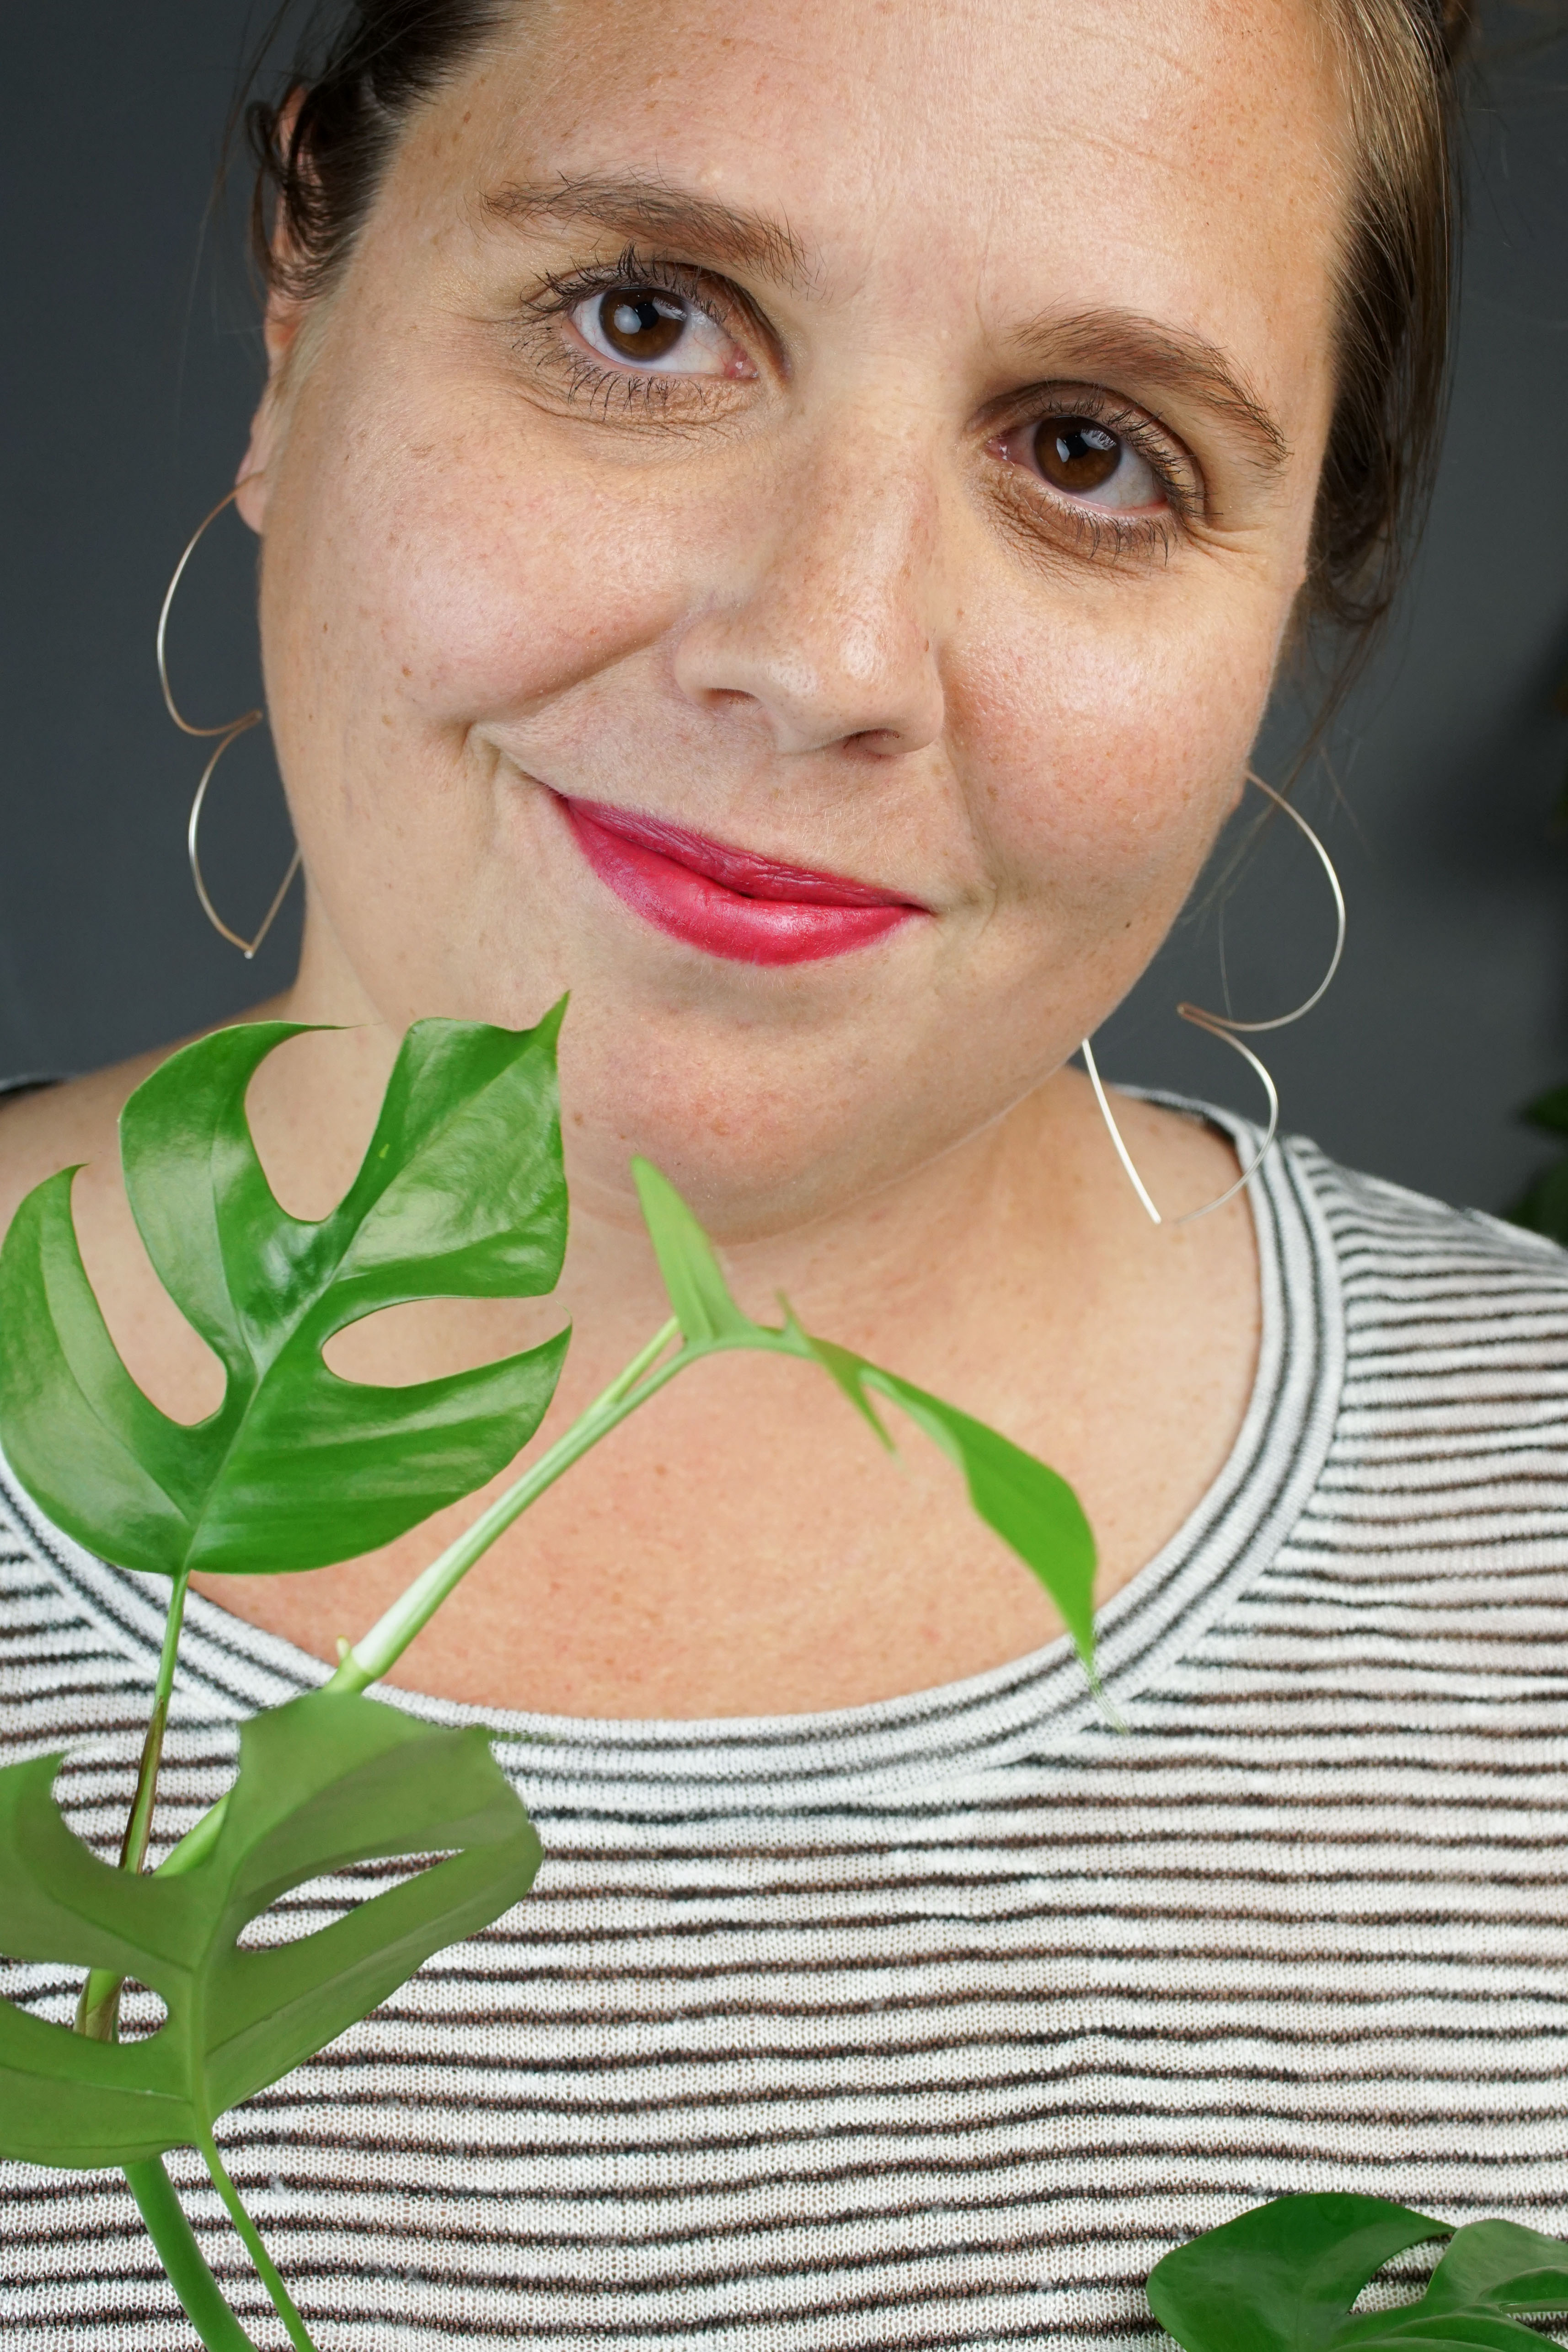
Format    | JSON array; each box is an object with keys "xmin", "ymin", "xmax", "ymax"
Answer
[{"xmin": 558, "ymin": 794, "xmax": 925, "ymax": 965}]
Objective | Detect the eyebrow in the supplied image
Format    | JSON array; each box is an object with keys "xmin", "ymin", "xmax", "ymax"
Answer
[
  {"xmin": 482, "ymin": 174, "xmax": 817, "ymax": 295},
  {"xmin": 1021, "ymin": 309, "xmax": 1290, "ymax": 477},
  {"xmin": 482, "ymin": 185, "xmax": 1290, "ymax": 476}
]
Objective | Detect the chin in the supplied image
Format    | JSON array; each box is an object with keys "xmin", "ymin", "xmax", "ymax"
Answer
[{"xmin": 551, "ymin": 991, "xmax": 1007, "ymax": 1242}]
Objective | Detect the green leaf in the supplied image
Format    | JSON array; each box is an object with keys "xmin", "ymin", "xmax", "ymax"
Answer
[
  {"xmin": 1413, "ymin": 2220, "xmax": 1568, "ymax": 2319},
  {"xmin": 0, "ymin": 1010, "xmax": 571, "ymax": 1575},
  {"xmin": 1146, "ymin": 2195, "xmax": 1568, "ymax": 2352},
  {"xmin": 0, "ymin": 1689, "xmax": 541, "ymax": 2169},
  {"xmin": 626, "ymin": 1159, "xmax": 1098, "ymax": 1677},
  {"xmin": 631, "ymin": 1157, "xmax": 756, "ymax": 1344},
  {"xmin": 787, "ymin": 1326, "xmax": 1098, "ymax": 1672}
]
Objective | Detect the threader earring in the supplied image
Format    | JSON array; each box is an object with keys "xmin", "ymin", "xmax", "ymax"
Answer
[
  {"xmin": 158, "ymin": 484, "xmax": 301, "ymax": 960},
  {"xmin": 1081, "ymin": 770, "xmax": 1346, "ymax": 1227}
]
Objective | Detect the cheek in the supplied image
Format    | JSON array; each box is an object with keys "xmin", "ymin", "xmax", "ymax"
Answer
[
  {"xmin": 268, "ymin": 372, "xmax": 702, "ymax": 755},
  {"xmin": 954, "ymin": 579, "xmax": 1274, "ymax": 946}
]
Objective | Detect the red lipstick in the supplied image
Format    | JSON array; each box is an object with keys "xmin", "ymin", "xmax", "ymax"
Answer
[{"xmin": 560, "ymin": 795, "xmax": 924, "ymax": 965}]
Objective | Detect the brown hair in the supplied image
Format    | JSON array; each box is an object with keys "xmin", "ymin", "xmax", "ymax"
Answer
[
  {"xmin": 1312, "ymin": 0, "xmax": 1472, "ymax": 644},
  {"xmin": 245, "ymin": 0, "xmax": 1473, "ymax": 659}
]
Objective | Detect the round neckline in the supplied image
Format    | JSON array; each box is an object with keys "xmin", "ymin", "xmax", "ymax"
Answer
[{"xmin": 0, "ymin": 1111, "xmax": 1344, "ymax": 1816}]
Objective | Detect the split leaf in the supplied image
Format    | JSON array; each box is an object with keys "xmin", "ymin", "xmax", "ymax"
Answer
[
  {"xmin": 1147, "ymin": 2193, "xmax": 1568, "ymax": 2352},
  {"xmin": 0, "ymin": 1689, "xmax": 541, "ymax": 2170},
  {"xmin": 0, "ymin": 1012, "xmax": 570, "ymax": 1575}
]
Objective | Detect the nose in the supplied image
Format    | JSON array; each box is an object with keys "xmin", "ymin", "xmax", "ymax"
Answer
[{"xmin": 671, "ymin": 428, "xmax": 947, "ymax": 759}]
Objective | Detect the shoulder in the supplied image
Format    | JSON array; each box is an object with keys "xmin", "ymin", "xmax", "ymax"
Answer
[
  {"xmin": 1284, "ymin": 1135, "xmax": 1568, "ymax": 1450},
  {"xmin": 0, "ymin": 991, "xmax": 306, "ymax": 1244},
  {"xmin": 1290, "ymin": 1134, "xmax": 1568, "ymax": 1293},
  {"xmin": 0, "ymin": 1052, "xmax": 177, "ymax": 1243}
]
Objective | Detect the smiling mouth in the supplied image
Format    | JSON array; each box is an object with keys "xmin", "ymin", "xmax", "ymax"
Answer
[{"xmin": 557, "ymin": 794, "xmax": 927, "ymax": 965}]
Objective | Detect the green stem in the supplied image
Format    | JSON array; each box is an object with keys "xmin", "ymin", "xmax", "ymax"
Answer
[
  {"xmin": 76, "ymin": 1565, "xmax": 191, "ymax": 2037},
  {"xmin": 76, "ymin": 1581, "xmax": 276, "ymax": 2348},
  {"xmin": 153, "ymin": 1787, "xmax": 229, "ymax": 1881},
  {"xmin": 125, "ymin": 2157, "xmax": 263, "ymax": 2351},
  {"xmin": 118, "ymin": 1314, "xmax": 793, "ymax": 2342},
  {"xmin": 159, "ymin": 1311, "xmax": 771, "ymax": 1883},
  {"xmin": 198, "ymin": 2135, "xmax": 320, "ymax": 2352},
  {"xmin": 328, "ymin": 1315, "xmax": 685, "ymax": 1693}
]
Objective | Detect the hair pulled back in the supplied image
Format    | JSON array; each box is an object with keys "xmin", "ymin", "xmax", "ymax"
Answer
[{"xmin": 245, "ymin": 0, "xmax": 1474, "ymax": 656}]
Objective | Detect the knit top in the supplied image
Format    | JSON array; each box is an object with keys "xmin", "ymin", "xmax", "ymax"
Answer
[{"xmin": 3, "ymin": 1119, "xmax": 1567, "ymax": 2351}]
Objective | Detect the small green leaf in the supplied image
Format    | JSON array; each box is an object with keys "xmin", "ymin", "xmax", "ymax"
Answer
[
  {"xmin": 1146, "ymin": 2195, "xmax": 1568, "ymax": 2352},
  {"xmin": 0, "ymin": 1010, "xmax": 571, "ymax": 1576},
  {"xmin": 789, "ymin": 1327, "xmax": 1097, "ymax": 1671},
  {"xmin": 0, "ymin": 1690, "xmax": 541, "ymax": 2170},
  {"xmin": 631, "ymin": 1157, "xmax": 757, "ymax": 1344},
  {"xmin": 626, "ymin": 1163, "xmax": 1099, "ymax": 1678}
]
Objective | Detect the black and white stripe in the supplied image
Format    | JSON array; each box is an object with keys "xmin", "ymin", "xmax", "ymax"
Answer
[{"xmin": 3, "ymin": 1125, "xmax": 1568, "ymax": 2350}]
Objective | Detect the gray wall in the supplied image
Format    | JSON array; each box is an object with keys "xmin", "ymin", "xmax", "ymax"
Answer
[{"xmin": 3, "ymin": 6, "xmax": 1567, "ymax": 1214}]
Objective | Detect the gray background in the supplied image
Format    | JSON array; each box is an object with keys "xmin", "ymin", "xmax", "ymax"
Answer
[{"xmin": 2, "ymin": 5, "xmax": 1567, "ymax": 1214}]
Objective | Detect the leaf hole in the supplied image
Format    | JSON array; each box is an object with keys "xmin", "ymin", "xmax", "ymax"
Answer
[
  {"xmin": 114, "ymin": 1979, "xmax": 170, "ymax": 2042},
  {"xmin": 70, "ymin": 1173, "xmax": 228, "ymax": 1425},
  {"xmin": 234, "ymin": 1855, "xmax": 456, "ymax": 1952},
  {"xmin": 0, "ymin": 1969, "xmax": 171, "ymax": 2044},
  {"xmin": 322, "ymin": 1295, "xmax": 559, "ymax": 1387},
  {"xmin": 1347, "ymin": 2247, "xmax": 1442, "ymax": 2318},
  {"xmin": 243, "ymin": 1028, "xmax": 397, "ymax": 1222}
]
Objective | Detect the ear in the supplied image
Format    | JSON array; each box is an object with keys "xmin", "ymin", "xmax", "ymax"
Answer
[
  {"xmin": 235, "ymin": 294, "xmax": 311, "ymax": 530},
  {"xmin": 236, "ymin": 93, "xmax": 312, "ymax": 535}
]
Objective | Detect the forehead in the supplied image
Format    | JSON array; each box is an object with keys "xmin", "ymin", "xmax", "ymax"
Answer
[{"xmin": 422, "ymin": 0, "xmax": 1345, "ymax": 401}]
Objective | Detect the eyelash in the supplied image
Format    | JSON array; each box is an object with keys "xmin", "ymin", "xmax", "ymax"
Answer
[
  {"xmin": 518, "ymin": 252, "xmax": 1196, "ymax": 554},
  {"xmin": 991, "ymin": 397, "xmax": 1195, "ymax": 560},
  {"xmin": 520, "ymin": 248, "xmax": 746, "ymax": 413}
]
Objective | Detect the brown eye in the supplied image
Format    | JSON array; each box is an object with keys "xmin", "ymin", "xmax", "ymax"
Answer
[
  {"xmin": 569, "ymin": 281, "xmax": 750, "ymax": 380},
  {"xmin": 1034, "ymin": 417, "xmax": 1122, "ymax": 494},
  {"xmin": 598, "ymin": 289, "xmax": 688, "ymax": 362},
  {"xmin": 994, "ymin": 408, "xmax": 1165, "ymax": 513}
]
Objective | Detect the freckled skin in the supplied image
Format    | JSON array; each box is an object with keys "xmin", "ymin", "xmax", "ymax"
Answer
[{"xmin": 0, "ymin": 0, "xmax": 1349, "ymax": 1714}]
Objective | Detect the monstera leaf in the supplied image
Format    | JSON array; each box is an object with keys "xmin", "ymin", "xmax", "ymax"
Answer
[
  {"xmin": 630, "ymin": 1157, "xmax": 1097, "ymax": 1666},
  {"xmin": 0, "ymin": 1010, "xmax": 569, "ymax": 1575},
  {"xmin": 1147, "ymin": 2194, "xmax": 1568, "ymax": 2352},
  {"xmin": 0, "ymin": 1688, "xmax": 541, "ymax": 2169}
]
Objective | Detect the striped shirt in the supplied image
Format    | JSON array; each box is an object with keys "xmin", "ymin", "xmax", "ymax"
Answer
[{"xmin": 3, "ymin": 1120, "xmax": 1568, "ymax": 2350}]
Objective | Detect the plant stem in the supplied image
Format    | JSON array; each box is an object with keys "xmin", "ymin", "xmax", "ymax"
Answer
[
  {"xmin": 151, "ymin": 1319, "xmax": 689, "ymax": 1880},
  {"xmin": 157, "ymin": 1311, "xmax": 754, "ymax": 1885},
  {"xmin": 76, "ymin": 1565, "xmax": 192, "ymax": 2037},
  {"xmin": 80, "ymin": 1577, "xmax": 276, "ymax": 2346},
  {"xmin": 199, "ymin": 2135, "xmax": 321, "ymax": 2352},
  {"xmin": 125, "ymin": 2156, "xmax": 265, "ymax": 2352},
  {"xmin": 327, "ymin": 1315, "xmax": 684, "ymax": 1694},
  {"xmin": 114, "ymin": 1314, "xmax": 798, "ymax": 2341}
]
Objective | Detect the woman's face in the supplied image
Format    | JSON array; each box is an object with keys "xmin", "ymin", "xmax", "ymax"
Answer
[{"xmin": 242, "ymin": 0, "xmax": 1345, "ymax": 1234}]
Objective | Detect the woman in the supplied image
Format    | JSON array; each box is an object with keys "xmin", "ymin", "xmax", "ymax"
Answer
[{"xmin": 3, "ymin": 0, "xmax": 1564, "ymax": 2342}]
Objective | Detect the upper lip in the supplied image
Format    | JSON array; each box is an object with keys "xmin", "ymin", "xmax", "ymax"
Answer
[{"xmin": 558, "ymin": 794, "xmax": 927, "ymax": 909}]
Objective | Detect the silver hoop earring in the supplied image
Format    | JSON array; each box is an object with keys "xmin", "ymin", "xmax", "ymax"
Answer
[
  {"xmin": 1081, "ymin": 770, "xmax": 1346, "ymax": 1227},
  {"xmin": 158, "ymin": 485, "xmax": 301, "ymax": 960}
]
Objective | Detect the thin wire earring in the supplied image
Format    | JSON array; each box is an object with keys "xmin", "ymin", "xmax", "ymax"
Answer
[
  {"xmin": 1081, "ymin": 769, "xmax": 1346, "ymax": 1227},
  {"xmin": 158, "ymin": 485, "xmax": 301, "ymax": 960}
]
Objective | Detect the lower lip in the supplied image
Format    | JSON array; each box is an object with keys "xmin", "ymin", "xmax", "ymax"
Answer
[{"xmin": 559, "ymin": 796, "xmax": 923, "ymax": 966}]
